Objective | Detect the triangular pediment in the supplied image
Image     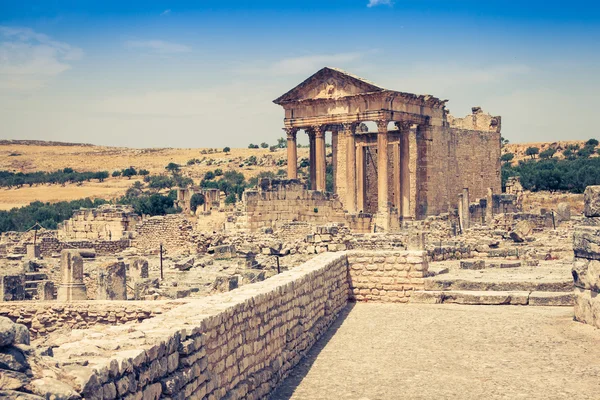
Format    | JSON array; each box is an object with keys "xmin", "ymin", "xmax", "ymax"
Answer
[{"xmin": 273, "ymin": 67, "xmax": 386, "ymax": 104}]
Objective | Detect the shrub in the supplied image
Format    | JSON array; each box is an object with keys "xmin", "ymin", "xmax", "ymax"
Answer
[
  {"xmin": 121, "ymin": 167, "xmax": 137, "ymax": 179},
  {"xmin": 214, "ymin": 168, "xmax": 223, "ymax": 176},
  {"xmin": 260, "ymin": 142, "xmax": 268, "ymax": 148},
  {"xmin": 112, "ymin": 171, "xmax": 121, "ymax": 177},
  {"xmin": 165, "ymin": 162, "xmax": 180, "ymax": 173},
  {"xmin": 225, "ymin": 193, "xmax": 237, "ymax": 205},
  {"xmin": 204, "ymin": 171, "xmax": 215, "ymax": 180},
  {"xmin": 248, "ymin": 144, "xmax": 259, "ymax": 149},
  {"xmin": 586, "ymin": 139, "xmax": 599, "ymax": 147},
  {"xmin": 223, "ymin": 147, "xmax": 231, "ymax": 153},
  {"xmin": 139, "ymin": 169, "xmax": 150, "ymax": 176}
]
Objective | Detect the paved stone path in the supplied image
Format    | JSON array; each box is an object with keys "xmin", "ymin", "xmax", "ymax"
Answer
[{"xmin": 271, "ymin": 303, "xmax": 600, "ymax": 400}]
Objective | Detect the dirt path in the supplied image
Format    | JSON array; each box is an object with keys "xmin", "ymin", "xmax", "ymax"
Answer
[{"xmin": 272, "ymin": 303, "xmax": 600, "ymax": 400}]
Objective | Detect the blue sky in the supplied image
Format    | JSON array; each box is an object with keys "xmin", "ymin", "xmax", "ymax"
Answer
[{"xmin": 1, "ymin": 0, "xmax": 599, "ymax": 147}]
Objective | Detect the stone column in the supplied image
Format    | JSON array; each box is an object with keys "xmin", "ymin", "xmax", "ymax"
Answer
[
  {"xmin": 308, "ymin": 131, "xmax": 316, "ymax": 190},
  {"xmin": 285, "ymin": 128, "xmax": 298, "ymax": 179},
  {"xmin": 344, "ymin": 123, "xmax": 357, "ymax": 213},
  {"xmin": 393, "ymin": 141, "xmax": 401, "ymax": 211},
  {"xmin": 57, "ymin": 250, "xmax": 87, "ymax": 301},
  {"xmin": 485, "ymin": 187, "xmax": 494, "ymax": 225},
  {"xmin": 97, "ymin": 261, "xmax": 127, "ymax": 300},
  {"xmin": 314, "ymin": 125, "xmax": 326, "ymax": 192},
  {"xmin": 376, "ymin": 120, "xmax": 389, "ymax": 214},
  {"xmin": 356, "ymin": 144, "xmax": 365, "ymax": 212},
  {"xmin": 399, "ymin": 124, "xmax": 411, "ymax": 219},
  {"xmin": 462, "ymin": 188, "xmax": 470, "ymax": 229},
  {"xmin": 331, "ymin": 128, "xmax": 338, "ymax": 193}
]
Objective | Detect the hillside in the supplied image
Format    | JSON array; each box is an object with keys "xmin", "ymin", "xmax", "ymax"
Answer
[
  {"xmin": 503, "ymin": 140, "xmax": 594, "ymax": 163},
  {"xmin": 0, "ymin": 141, "xmax": 309, "ymax": 210}
]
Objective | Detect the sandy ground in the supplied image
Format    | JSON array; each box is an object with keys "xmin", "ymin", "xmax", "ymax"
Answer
[{"xmin": 272, "ymin": 303, "xmax": 600, "ymax": 400}]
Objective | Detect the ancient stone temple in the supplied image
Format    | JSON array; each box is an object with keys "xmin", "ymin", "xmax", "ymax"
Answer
[{"xmin": 274, "ymin": 67, "xmax": 501, "ymax": 229}]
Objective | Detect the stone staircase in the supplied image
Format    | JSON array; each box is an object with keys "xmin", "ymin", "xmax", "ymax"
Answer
[{"xmin": 411, "ymin": 262, "xmax": 574, "ymax": 306}]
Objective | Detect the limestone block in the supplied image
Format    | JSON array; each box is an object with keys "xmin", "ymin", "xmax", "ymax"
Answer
[
  {"xmin": 556, "ymin": 202, "xmax": 571, "ymax": 221},
  {"xmin": 510, "ymin": 220, "xmax": 532, "ymax": 243},
  {"xmin": 97, "ymin": 261, "xmax": 127, "ymax": 300},
  {"xmin": 130, "ymin": 258, "xmax": 149, "ymax": 282},
  {"xmin": 572, "ymin": 259, "xmax": 600, "ymax": 291},
  {"xmin": 0, "ymin": 275, "xmax": 25, "ymax": 302},
  {"xmin": 460, "ymin": 260, "xmax": 485, "ymax": 270},
  {"xmin": 26, "ymin": 244, "xmax": 40, "ymax": 259},
  {"xmin": 584, "ymin": 185, "xmax": 600, "ymax": 217},
  {"xmin": 573, "ymin": 226, "xmax": 600, "ymax": 260},
  {"xmin": 573, "ymin": 287, "xmax": 600, "ymax": 329}
]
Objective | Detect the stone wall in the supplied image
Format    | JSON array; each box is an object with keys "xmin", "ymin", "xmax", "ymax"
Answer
[
  {"xmin": 132, "ymin": 214, "xmax": 195, "ymax": 253},
  {"xmin": 242, "ymin": 179, "xmax": 372, "ymax": 232},
  {"xmin": 37, "ymin": 237, "xmax": 130, "ymax": 257},
  {"xmin": 59, "ymin": 205, "xmax": 140, "ymax": 241},
  {"xmin": 347, "ymin": 250, "xmax": 428, "ymax": 302},
  {"xmin": 0, "ymin": 301, "xmax": 184, "ymax": 339},
  {"xmin": 572, "ymin": 186, "xmax": 600, "ymax": 328},
  {"xmin": 40, "ymin": 250, "xmax": 428, "ymax": 398}
]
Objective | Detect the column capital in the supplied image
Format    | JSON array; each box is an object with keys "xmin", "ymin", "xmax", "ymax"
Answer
[
  {"xmin": 376, "ymin": 120, "xmax": 389, "ymax": 133},
  {"xmin": 394, "ymin": 121, "xmax": 412, "ymax": 132},
  {"xmin": 311, "ymin": 124, "xmax": 326, "ymax": 138},
  {"xmin": 341, "ymin": 122, "xmax": 358, "ymax": 135},
  {"xmin": 283, "ymin": 127, "xmax": 298, "ymax": 139}
]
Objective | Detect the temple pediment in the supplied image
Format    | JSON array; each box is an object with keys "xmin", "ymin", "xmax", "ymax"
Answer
[{"xmin": 273, "ymin": 67, "xmax": 385, "ymax": 104}]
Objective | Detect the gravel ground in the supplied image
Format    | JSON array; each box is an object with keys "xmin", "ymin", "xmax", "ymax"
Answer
[{"xmin": 271, "ymin": 303, "xmax": 600, "ymax": 400}]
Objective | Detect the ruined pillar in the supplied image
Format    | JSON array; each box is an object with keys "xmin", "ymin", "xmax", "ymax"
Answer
[
  {"xmin": 462, "ymin": 188, "xmax": 470, "ymax": 229},
  {"xmin": 308, "ymin": 131, "xmax": 316, "ymax": 190},
  {"xmin": 485, "ymin": 188, "xmax": 493, "ymax": 225},
  {"xmin": 393, "ymin": 141, "xmax": 401, "ymax": 211},
  {"xmin": 26, "ymin": 244, "xmax": 40, "ymax": 259},
  {"xmin": 285, "ymin": 128, "xmax": 298, "ymax": 179},
  {"xmin": 331, "ymin": 128, "xmax": 338, "ymax": 192},
  {"xmin": 344, "ymin": 123, "xmax": 357, "ymax": 213},
  {"xmin": 57, "ymin": 250, "xmax": 87, "ymax": 301},
  {"xmin": 130, "ymin": 257, "xmax": 149, "ymax": 283},
  {"xmin": 376, "ymin": 120, "xmax": 389, "ymax": 214},
  {"xmin": 356, "ymin": 144, "xmax": 365, "ymax": 212},
  {"xmin": 97, "ymin": 261, "xmax": 127, "ymax": 300},
  {"xmin": 314, "ymin": 125, "xmax": 326, "ymax": 192}
]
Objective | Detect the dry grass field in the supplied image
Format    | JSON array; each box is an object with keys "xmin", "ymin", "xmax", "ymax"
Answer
[
  {"xmin": 0, "ymin": 141, "xmax": 309, "ymax": 209},
  {"xmin": 503, "ymin": 140, "xmax": 592, "ymax": 163}
]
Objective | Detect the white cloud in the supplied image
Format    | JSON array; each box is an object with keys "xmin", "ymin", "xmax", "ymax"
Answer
[
  {"xmin": 0, "ymin": 26, "xmax": 83, "ymax": 90},
  {"xmin": 367, "ymin": 0, "xmax": 394, "ymax": 7},
  {"xmin": 160, "ymin": 9, "xmax": 171, "ymax": 16},
  {"xmin": 270, "ymin": 52, "xmax": 364, "ymax": 75},
  {"xmin": 124, "ymin": 40, "xmax": 191, "ymax": 54}
]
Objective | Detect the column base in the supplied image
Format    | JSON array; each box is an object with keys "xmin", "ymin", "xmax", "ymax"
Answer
[
  {"xmin": 57, "ymin": 284, "xmax": 87, "ymax": 301},
  {"xmin": 373, "ymin": 211, "xmax": 391, "ymax": 232}
]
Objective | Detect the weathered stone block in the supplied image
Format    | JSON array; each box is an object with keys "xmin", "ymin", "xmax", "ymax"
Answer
[
  {"xmin": 0, "ymin": 275, "xmax": 25, "ymax": 302},
  {"xmin": 97, "ymin": 261, "xmax": 127, "ymax": 300},
  {"xmin": 572, "ymin": 259, "xmax": 600, "ymax": 291},
  {"xmin": 573, "ymin": 287, "xmax": 600, "ymax": 329},
  {"xmin": 573, "ymin": 226, "xmax": 600, "ymax": 260},
  {"xmin": 584, "ymin": 185, "xmax": 600, "ymax": 217}
]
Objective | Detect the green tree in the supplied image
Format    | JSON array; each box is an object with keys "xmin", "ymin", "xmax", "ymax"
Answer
[
  {"xmin": 525, "ymin": 147, "xmax": 539, "ymax": 159},
  {"xmin": 277, "ymin": 137, "xmax": 287, "ymax": 148},
  {"xmin": 260, "ymin": 142, "xmax": 269, "ymax": 148},
  {"xmin": 500, "ymin": 153, "xmax": 514, "ymax": 163},
  {"xmin": 165, "ymin": 162, "xmax": 180, "ymax": 174},
  {"xmin": 539, "ymin": 148, "xmax": 557, "ymax": 159},
  {"xmin": 223, "ymin": 147, "xmax": 231, "ymax": 153},
  {"xmin": 225, "ymin": 193, "xmax": 237, "ymax": 205},
  {"xmin": 121, "ymin": 167, "xmax": 137, "ymax": 179},
  {"xmin": 112, "ymin": 170, "xmax": 121, "ymax": 177},
  {"xmin": 138, "ymin": 169, "xmax": 150, "ymax": 176},
  {"xmin": 204, "ymin": 171, "xmax": 215, "ymax": 180},
  {"xmin": 94, "ymin": 171, "xmax": 109, "ymax": 182},
  {"xmin": 190, "ymin": 193, "xmax": 205, "ymax": 212},
  {"xmin": 586, "ymin": 138, "xmax": 599, "ymax": 147}
]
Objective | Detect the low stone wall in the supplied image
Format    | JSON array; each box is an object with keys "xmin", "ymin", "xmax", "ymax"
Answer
[
  {"xmin": 37, "ymin": 250, "xmax": 428, "ymax": 398},
  {"xmin": 347, "ymin": 250, "xmax": 428, "ymax": 302},
  {"xmin": 38, "ymin": 237, "xmax": 130, "ymax": 257},
  {"xmin": 0, "ymin": 301, "xmax": 184, "ymax": 339},
  {"xmin": 133, "ymin": 214, "xmax": 195, "ymax": 253}
]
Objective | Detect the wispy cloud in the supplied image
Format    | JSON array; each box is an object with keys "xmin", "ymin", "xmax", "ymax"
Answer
[
  {"xmin": 124, "ymin": 40, "xmax": 191, "ymax": 54},
  {"xmin": 160, "ymin": 9, "xmax": 171, "ymax": 16},
  {"xmin": 0, "ymin": 26, "xmax": 83, "ymax": 90},
  {"xmin": 270, "ymin": 52, "xmax": 364, "ymax": 75},
  {"xmin": 367, "ymin": 0, "xmax": 394, "ymax": 7}
]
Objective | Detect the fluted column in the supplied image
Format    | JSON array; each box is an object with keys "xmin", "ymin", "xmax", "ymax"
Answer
[
  {"xmin": 343, "ymin": 123, "xmax": 357, "ymax": 213},
  {"xmin": 314, "ymin": 125, "xmax": 326, "ymax": 191},
  {"xmin": 396, "ymin": 122, "xmax": 411, "ymax": 219},
  {"xmin": 377, "ymin": 120, "xmax": 389, "ymax": 213},
  {"xmin": 285, "ymin": 128, "xmax": 298, "ymax": 179},
  {"xmin": 308, "ymin": 131, "xmax": 316, "ymax": 190}
]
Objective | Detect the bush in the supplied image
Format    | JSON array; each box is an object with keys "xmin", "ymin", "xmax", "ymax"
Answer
[
  {"xmin": 214, "ymin": 169, "xmax": 223, "ymax": 176},
  {"xmin": 586, "ymin": 139, "xmax": 599, "ymax": 147},
  {"xmin": 204, "ymin": 171, "xmax": 215, "ymax": 180},
  {"xmin": 500, "ymin": 153, "xmax": 514, "ymax": 163},
  {"xmin": 245, "ymin": 156, "xmax": 257, "ymax": 166},
  {"xmin": 112, "ymin": 171, "xmax": 121, "ymax": 177},
  {"xmin": 248, "ymin": 144, "xmax": 259, "ymax": 149},
  {"xmin": 223, "ymin": 147, "xmax": 230, "ymax": 153},
  {"xmin": 225, "ymin": 193, "xmax": 237, "ymax": 205},
  {"xmin": 260, "ymin": 142, "xmax": 268, "ymax": 148},
  {"xmin": 121, "ymin": 167, "xmax": 137, "ymax": 179},
  {"xmin": 139, "ymin": 169, "xmax": 150, "ymax": 176},
  {"xmin": 147, "ymin": 175, "xmax": 177, "ymax": 189},
  {"xmin": 269, "ymin": 146, "xmax": 278, "ymax": 152}
]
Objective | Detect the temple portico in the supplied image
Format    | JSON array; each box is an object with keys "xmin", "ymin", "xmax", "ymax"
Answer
[{"xmin": 274, "ymin": 67, "xmax": 502, "ymax": 231}]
